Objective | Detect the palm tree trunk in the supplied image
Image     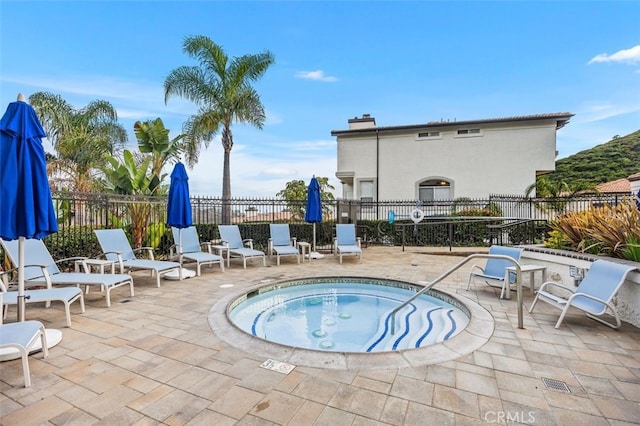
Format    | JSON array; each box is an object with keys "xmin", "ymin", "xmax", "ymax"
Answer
[{"xmin": 221, "ymin": 126, "xmax": 233, "ymax": 224}]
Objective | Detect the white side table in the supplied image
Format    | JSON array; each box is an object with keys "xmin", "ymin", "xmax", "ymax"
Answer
[
  {"xmin": 74, "ymin": 259, "xmax": 115, "ymax": 274},
  {"xmin": 503, "ymin": 265, "xmax": 547, "ymax": 299},
  {"xmin": 211, "ymin": 245, "xmax": 230, "ymax": 268},
  {"xmin": 297, "ymin": 242, "xmax": 311, "ymax": 263}
]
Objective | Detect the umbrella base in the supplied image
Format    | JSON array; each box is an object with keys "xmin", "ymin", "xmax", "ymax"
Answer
[
  {"xmin": 163, "ymin": 268, "xmax": 196, "ymax": 281},
  {"xmin": 0, "ymin": 328, "xmax": 63, "ymax": 362},
  {"xmin": 308, "ymin": 252, "xmax": 325, "ymax": 259}
]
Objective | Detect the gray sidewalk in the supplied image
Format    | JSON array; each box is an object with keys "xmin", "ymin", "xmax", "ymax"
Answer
[{"xmin": 1, "ymin": 247, "xmax": 639, "ymax": 425}]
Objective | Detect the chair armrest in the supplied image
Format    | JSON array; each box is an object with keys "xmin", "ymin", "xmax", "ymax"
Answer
[
  {"xmin": 268, "ymin": 239, "xmax": 273, "ymax": 254},
  {"xmin": 469, "ymin": 264, "xmax": 485, "ymax": 276},
  {"xmin": 200, "ymin": 241, "xmax": 213, "ymax": 254},
  {"xmin": 55, "ymin": 256, "xmax": 87, "ymax": 264},
  {"xmin": 291, "ymin": 237, "xmax": 297, "ymax": 246},
  {"xmin": 356, "ymin": 237, "xmax": 361, "ymax": 248},
  {"xmin": 102, "ymin": 250, "xmax": 126, "ymax": 273},
  {"xmin": 133, "ymin": 247, "xmax": 155, "ymax": 260},
  {"xmin": 537, "ymin": 281, "xmax": 575, "ymax": 298},
  {"xmin": 243, "ymin": 239, "xmax": 254, "ymax": 249}
]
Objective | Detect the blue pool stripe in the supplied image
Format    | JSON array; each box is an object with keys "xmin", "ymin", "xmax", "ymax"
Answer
[
  {"xmin": 415, "ymin": 307, "xmax": 443, "ymax": 347},
  {"xmin": 443, "ymin": 309, "xmax": 457, "ymax": 340},
  {"xmin": 392, "ymin": 304, "xmax": 417, "ymax": 350},
  {"xmin": 366, "ymin": 303, "xmax": 416, "ymax": 352}
]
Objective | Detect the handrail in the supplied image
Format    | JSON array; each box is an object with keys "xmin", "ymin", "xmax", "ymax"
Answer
[{"xmin": 390, "ymin": 253, "xmax": 523, "ymax": 333}]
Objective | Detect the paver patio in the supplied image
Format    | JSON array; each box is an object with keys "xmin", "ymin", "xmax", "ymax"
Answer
[{"xmin": 1, "ymin": 247, "xmax": 639, "ymax": 425}]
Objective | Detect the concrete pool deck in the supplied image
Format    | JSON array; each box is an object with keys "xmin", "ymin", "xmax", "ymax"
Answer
[{"xmin": 1, "ymin": 246, "xmax": 639, "ymax": 424}]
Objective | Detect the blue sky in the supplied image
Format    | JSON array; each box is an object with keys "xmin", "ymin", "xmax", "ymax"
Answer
[{"xmin": 1, "ymin": 1, "xmax": 639, "ymax": 197}]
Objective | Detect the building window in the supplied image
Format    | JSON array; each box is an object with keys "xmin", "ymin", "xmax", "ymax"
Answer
[
  {"xmin": 419, "ymin": 179, "xmax": 450, "ymax": 201},
  {"xmin": 456, "ymin": 129, "xmax": 481, "ymax": 135},
  {"xmin": 417, "ymin": 131, "xmax": 440, "ymax": 138},
  {"xmin": 360, "ymin": 180, "xmax": 375, "ymax": 209}
]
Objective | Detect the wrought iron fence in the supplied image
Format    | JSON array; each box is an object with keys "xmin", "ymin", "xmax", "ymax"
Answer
[{"xmin": 15, "ymin": 190, "xmax": 634, "ymax": 261}]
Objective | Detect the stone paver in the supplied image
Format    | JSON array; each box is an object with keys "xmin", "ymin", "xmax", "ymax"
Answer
[{"xmin": 1, "ymin": 246, "xmax": 639, "ymax": 425}]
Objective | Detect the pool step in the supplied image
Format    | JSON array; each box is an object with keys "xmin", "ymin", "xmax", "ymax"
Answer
[{"xmin": 364, "ymin": 304, "xmax": 460, "ymax": 352}]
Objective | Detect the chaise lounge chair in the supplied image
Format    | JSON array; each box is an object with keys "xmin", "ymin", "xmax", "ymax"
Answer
[
  {"xmin": 0, "ymin": 316, "xmax": 48, "ymax": 388},
  {"xmin": 94, "ymin": 229, "xmax": 181, "ymax": 287},
  {"xmin": 268, "ymin": 224, "xmax": 300, "ymax": 265},
  {"xmin": 171, "ymin": 226, "xmax": 224, "ymax": 275},
  {"xmin": 1, "ymin": 238, "xmax": 133, "ymax": 307},
  {"xmin": 217, "ymin": 225, "xmax": 266, "ymax": 269},
  {"xmin": 529, "ymin": 259, "xmax": 637, "ymax": 329},
  {"xmin": 1, "ymin": 272, "xmax": 85, "ymax": 328},
  {"xmin": 466, "ymin": 245, "xmax": 523, "ymax": 298},
  {"xmin": 334, "ymin": 224, "xmax": 362, "ymax": 264}
]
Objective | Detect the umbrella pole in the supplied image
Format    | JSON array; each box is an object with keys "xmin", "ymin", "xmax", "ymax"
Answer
[
  {"xmin": 17, "ymin": 237, "xmax": 25, "ymax": 322},
  {"xmin": 313, "ymin": 223, "xmax": 317, "ymax": 253},
  {"xmin": 179, "ymin": 229, "xmax": 183, "ymax": 280}
]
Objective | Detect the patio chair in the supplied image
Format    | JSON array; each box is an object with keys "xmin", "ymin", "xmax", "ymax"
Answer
[
  {"xmin": 94, "ymin": 229, "xmax": 181, "ymax": 287},
  {"xmin": 0, "ymin": 238, "xmax": 133, "ymax": 307},
  {"xmin": 529, "ymin": 259, "xmax": 636, "ymax": 329},
  {"xmin": 217, "ymin": 225, "xmax": 266, "ymax": 269},
  {"xmin": 0, "ymin": 318, "xmax": 48, "ymax": 388},
  {"xmin": 1, "ymin": 271, "xmax": 85, "ymax": 328},
  {"xmin": 466, "ymin": 245, "xmax": 523, "ymax": 298},
  {"xmin": 268, "ymin": 224, "xmax": 300, "ymax": 265},
  {"xmin": 171, "ymin": 226, "xmax": 224, "ymax": 275},
  {"xmin": 334, "ymin": 224, "xmax": 362, "ymax": 264}
]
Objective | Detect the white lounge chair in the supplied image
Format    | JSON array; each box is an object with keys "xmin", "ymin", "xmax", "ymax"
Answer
[
  {"xmin": 0, "ymin": 319, "xmax": 48, "ymax": 387},
  {"xmin": 268, "ymin": 224, "xmax": 300, "ymax": 265},
  {"xmin": 466, "ymin": 245, "xmax": 523, "ymax": 298},
  {"xmin": 94, "ymin": 229, "xmax": 181, "ymax": 287},
  {"xmin": 171, "ymin": 226, "xmax": 224, "ymax": 275},
  {"xmin": 529, "ymin": 259, "xmax": 637, "ymax": 329},
  {"xmin": 334, "ymin": 224, "xmax": 362, "ymax": 263},
  {"xmin": 217, "ymin": 225, "xmax": 266, "ymax": 269},
  {"xmin": 1, "ymin": 238, "xmax": 134, "ymax": 307},
  {"xmin": 1, "ymin": 272, "xmax": 85, "ymax": 328}
]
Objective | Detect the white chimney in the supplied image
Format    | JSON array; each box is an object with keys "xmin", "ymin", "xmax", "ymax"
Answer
[{"xmin": 348, "ymin": 114, "xmax": 376, "ymax": 130}]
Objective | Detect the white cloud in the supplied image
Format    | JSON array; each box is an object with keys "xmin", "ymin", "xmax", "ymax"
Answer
[
  {"xmin": 294, "ymin": 70, "xmax": 339, "ymax": 82},
  {"xmin": 588, "ymin": 45, "xmax": 640, "ymax": 64},
  {"xmin": 573, "ymin": 100, "xmax": 640, "ymax": 124}
]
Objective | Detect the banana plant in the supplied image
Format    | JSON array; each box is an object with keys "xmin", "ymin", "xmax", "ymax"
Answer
[{"xmin": 100, "ymin": 150, "xmax": 157, "ymax": 248}]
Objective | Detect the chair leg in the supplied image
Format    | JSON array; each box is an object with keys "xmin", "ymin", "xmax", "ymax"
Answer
[
  {"xmin": 528, "ymin": 294, "xmax": 540, "ymax": 313},
  {"xmin": 19, "ymin": 346, "xmax": 31, "ymax": 388},
  {"xmin": 105, "ymin": 287, "xmax": 111, "ymax": 308},
  {"xmin": 64, "ymin": 301, "xmax": 72, "ymax": 327},
  {"xmin": 555, "ymin": 305, "xmax": 571, "ymax": 329}
]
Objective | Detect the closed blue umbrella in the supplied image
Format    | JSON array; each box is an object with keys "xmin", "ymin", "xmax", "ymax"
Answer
[
  {"xmin": 166, "ymin": 162, "xmax": 193, "ymax": 279},
  {"xmin": 0, "ymin": 95, "xmax": 58, "ymax": 322},
  {"xmin": 636, "ymin": 188, "xmax": 640, "ymax": 212},
  {"xmin": 305, "ymin": 176, "xmax": 323, "ymax": 257},
  {"xmin": 167, "ymin": 162, "xmax": 192, "ymax": 229}
]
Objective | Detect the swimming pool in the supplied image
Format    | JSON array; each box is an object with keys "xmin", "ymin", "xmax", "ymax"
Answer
[{"xmin": 227, "ymin": 277, "xmax": 470, "ymax": 353}]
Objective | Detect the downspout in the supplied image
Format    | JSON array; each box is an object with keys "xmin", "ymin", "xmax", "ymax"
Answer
[
  {"xmin": 376, "ymin": 129, "xmax": 379, "ymax": 198},
  {"xmin": 376, "ymin": 129, "xmax": 380, "ymax": 220}
]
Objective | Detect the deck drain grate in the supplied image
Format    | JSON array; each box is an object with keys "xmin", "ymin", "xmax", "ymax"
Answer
[{"xmin": 542, "ymin": 377, "xmax": 571, "ymax": 393}]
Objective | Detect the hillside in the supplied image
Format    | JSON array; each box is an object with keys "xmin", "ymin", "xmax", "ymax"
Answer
[{"xmin": 545, "ymin": 129, "xmax": 640, "ymax": 188}]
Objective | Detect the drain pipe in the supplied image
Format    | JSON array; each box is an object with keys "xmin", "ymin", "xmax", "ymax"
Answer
[{"xmin": 376, "ymin": 128, "xmax": 379, "ymax": 218}]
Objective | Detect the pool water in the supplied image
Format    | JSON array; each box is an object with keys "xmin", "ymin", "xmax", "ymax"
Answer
[{"xmin": 228, "ymin": 278, "xmax": 470, "ymax": 353}]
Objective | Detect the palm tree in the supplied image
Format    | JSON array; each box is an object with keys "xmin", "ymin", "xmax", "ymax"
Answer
[
  {"xmin": 164, "ymin": 35, "xmax": 275, "ymax": 223},
  {"xmin": 28, "ymin": 92, "xmax": 127, "ymax": 192}
]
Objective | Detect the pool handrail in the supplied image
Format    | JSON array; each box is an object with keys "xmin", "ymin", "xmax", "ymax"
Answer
[{"xmin": 390, "ymin": 253, "xmax": 523, "ymax": 334}]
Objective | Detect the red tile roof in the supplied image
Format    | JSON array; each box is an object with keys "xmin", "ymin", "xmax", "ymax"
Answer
[{"xmin": 597, "ymin": 178, "xmax": 631, "ymax": 193}]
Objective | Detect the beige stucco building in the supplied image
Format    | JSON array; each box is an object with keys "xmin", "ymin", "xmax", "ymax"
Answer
[{"xmin": 331, "ymin": 113, "xmax": 573, "ymax": 202}]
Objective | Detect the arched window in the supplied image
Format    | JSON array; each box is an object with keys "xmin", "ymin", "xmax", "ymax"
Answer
[{"xmin": 418, "ymin": 179, "xmax": 450, "ymax": 201}]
